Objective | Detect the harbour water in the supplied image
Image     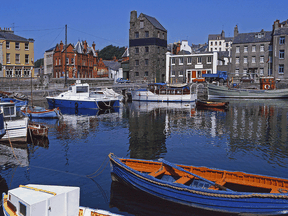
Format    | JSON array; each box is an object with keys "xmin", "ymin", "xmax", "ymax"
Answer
[{"xmin": 1, "ymin": 99, "xmax": 288, "ymax": 216}]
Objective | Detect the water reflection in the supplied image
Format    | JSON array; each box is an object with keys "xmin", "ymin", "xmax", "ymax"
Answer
[
  {"xmin": 128, "ymin": 102, "xmax": 194, "ymax": 160},
  {"xmin": 53, "ymin": 107, "xmax": 121, "ymax": 140},
  {"xmin": 109, "ymin": 178, "xmax": 231, "ymax": 216}
]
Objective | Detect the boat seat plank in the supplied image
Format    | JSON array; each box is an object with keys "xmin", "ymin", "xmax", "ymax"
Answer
[
  {"xmin": 174, "ymin": 176, "xmax": 193, "ymax": 184},
  {"xmin": 149, "ymin": 169, "xmax": 166, "ymax": 178}
]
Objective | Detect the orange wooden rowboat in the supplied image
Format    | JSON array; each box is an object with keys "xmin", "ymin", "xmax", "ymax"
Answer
[
  {"xmin": 109, "ymin": 153, "xmax": 288, "ymax": 215},
  {"xmin": 196, "ymin": 99, "xmax": 229, "ymax": 109}
]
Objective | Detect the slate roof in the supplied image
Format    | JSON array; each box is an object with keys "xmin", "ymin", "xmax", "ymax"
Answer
[
  {"xmin": 143, "ymin": 14, "xmax": 167, "ymax": 32},
  {"xmin": 233, "ymin": 31, "xmax": 272, "ymax": 44},
  {"xmin": 74, "ymin": 41, "xmax": 97, "ymax": 57},
  {"xmin": 177, "ymin": 50, "xmax": 191, "ymax": 55},
  {"xmin": 45, "ymin": 46, "xmax": 56, "ymax": 52},
  {"xmin": 0, "ymin": 31, "xmax": 33, "ymax": 42},
  {"xmin": 208, "ymin": 34, "xmax": 223, "ymax": 40},
  {"xmin": 218, "ymin": 51, "xmax": 230, "ymax": 60},
  {"xmin": 103, "ymin": 61, "xmax": 120, "ymax": 71},
  {"xmin": 274, "ymin": 27, "xmax": 288, "ymax": 36},
  {"xmin": 225, "ymin": 37, "xmax": 233, "ymax": 42}
]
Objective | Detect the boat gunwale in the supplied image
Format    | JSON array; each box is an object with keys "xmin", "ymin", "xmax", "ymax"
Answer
[{"xmin": 109, "ymin": 154, "xmax": 288, "ymax": 199}]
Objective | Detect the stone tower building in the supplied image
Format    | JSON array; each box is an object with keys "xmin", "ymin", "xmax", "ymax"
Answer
[{"xmin": 129, "ymin": 11, "xmax": 167, "ymax": 83}]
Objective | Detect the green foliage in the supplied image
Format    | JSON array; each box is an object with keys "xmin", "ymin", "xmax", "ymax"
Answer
[
  {"xmin": 98, "ymin": 45, "xmax": 126, "ymax": 60},
  {"xmin": 34, "ymin": 58, "xmax": 44, "ymax": 68}
]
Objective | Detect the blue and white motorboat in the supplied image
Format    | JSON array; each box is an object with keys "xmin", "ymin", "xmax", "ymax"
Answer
[{"xmin": 46, "ymin": 80, "xmax": 120, "ymax": 110}]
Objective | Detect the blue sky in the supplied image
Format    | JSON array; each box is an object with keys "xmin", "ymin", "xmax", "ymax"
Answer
[{"xmin": 1, "ymin": 0, "xmax": 288, "ymax": 61}]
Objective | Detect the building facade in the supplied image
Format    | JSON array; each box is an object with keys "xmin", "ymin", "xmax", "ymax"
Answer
[
  {"xmin": 231, "ymin": 26, "xmax": 273, "ymax": 81},
  {"xmin": 52, "ymin": 40, "xmax": 106, "ymax": 78},
  {"xmin": 0, "ymin": 28, "xmax": 34, "ymax": 78},
  {"xmin": 44, "ymin": 46, "xmax": 55, "ymax": 75},
  {"xmin": 208, "ymin": 30, "xmax": 233, "ymax": 55},
  {"xmin": 272, "ymin": 20, "xmax": 288, "ymax": 80},
  {"xmin": 129, "ymin": 10, "xmax": 167, "ymax": 83},
  {"xmin": 166, "ymin": 51, "xmax": 218, "ymax": 83}
]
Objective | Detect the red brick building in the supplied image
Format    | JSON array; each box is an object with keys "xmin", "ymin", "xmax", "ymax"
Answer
[{"xmin": 53, "ymin": 40, "xmax": 108, "ymax": 78}]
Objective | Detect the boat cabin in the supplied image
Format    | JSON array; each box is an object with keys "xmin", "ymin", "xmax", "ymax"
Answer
[
  {"xmin": 5, "ymin": 184, "xmax": 79, "ymax": 216},
  {"xmin": 62, "ymin": 80, "xmax": 90, "ymax": 98},
  {"xmin": 0, "ymin": 102, "xmax": 17, "ymax": 118},
  {"xmin": 148, "ymin": 83, "xmax": 190, "ymax": 95}
]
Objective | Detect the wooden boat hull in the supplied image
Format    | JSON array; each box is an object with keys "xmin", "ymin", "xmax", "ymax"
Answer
[
  {"xmin": 109, "ymin": 153, "xmax": 288, "ymax": 215},
  {"xmin": 196, "ymin": 99, "xmax": 228, "ymax": 108},
  {"xmin": 208, "ymin": 84, "xmax": 288, "ymax": 99},
  {"xmin": 28, "ymin": 122, "xmax": 48, "ymax": 138}
]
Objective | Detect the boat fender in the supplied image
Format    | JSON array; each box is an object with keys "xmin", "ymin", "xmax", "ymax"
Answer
[
  {"xmin": 52, "ymin": 99, "xmax": 55, "ymax": 104},
  {"xmin": 264, "ymin": 84, "xmax": 270, "ymax": 90},
  {"xmin": 75, "ymin": 102, "xmax": 78, "ymax": 108}
]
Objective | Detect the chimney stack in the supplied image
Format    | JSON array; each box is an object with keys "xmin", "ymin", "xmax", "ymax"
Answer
[{"xmin": 234, "ymin": 25, "xmax": 239, "ymax": 37}]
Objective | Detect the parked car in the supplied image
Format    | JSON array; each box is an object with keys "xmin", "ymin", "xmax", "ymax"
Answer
[
  {"xmin": 116, "ymin": 78, "xmax": 131, "ymax": 83},
  {"xmin": 240, "ymin": 76, "xmax": 254, "ymax": 83}
]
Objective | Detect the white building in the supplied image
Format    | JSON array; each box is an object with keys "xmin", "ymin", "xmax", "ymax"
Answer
[{"xmin": 208, "ymin": 30, "xmax": 233, "ymax": 56}]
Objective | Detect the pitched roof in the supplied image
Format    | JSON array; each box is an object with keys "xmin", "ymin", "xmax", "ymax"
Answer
[
  {"xmin": 208, "ymin": 34, "xmax": 223, "ymax": 40},
  {"xmin": 122, "ymin": 48, "xmax": 129, "ymax": 58},
  {"xmin": 0, "ymin": 31, "xmax": 33, "ymax": 42},
  {"xmin": 274, "ymin": 27, "xmax": 288, "ymax": 36},
  {"xmin": 103, "ymin": 61, "xmax": 120, "ymax": 71},
  {"xmin": 45, "ymin": 46, "xmax": 56, "ymax": 52},
  {"xmin": 74, "ymin": 41, "xmax": 97, "ymax": 57},
  {"xmin": 233, "ymin": 31, "xmax": 272, "ymax": 44},
  {"xmin": 143, "ymin": 14, "xmax": 166, "ymax": 32}
]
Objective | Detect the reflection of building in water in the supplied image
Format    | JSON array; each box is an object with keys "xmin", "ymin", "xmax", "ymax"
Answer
[
  {"xmin": 129, "ymin": 102, "xmax": 193, "ymax": 159},
  {"xmin": 0, "ymin": 144, "xmax": 29, "ymax": 167},
  {"xmin": 227, "ymin": 101, "xmax": 287, "ymax": 147},
  {"xmin": 194, "ymin": 100, "xmax": 288, "ymax": 154}
]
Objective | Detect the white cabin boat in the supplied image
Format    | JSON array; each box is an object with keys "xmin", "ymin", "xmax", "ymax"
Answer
[
  {"xmin": 46, "ymin": 80, "xmax": 120, "ymax": 110},
  {"xmin": 2, "ymin": 184, "xmax": 121, "ymax": 216},
  {"xmin": 0, "ymin": 102, "xmax": 29, "ymax": 143},
  {"xmin": 131, "ymin": 83, "xmax": 197, "ymax": 102}
]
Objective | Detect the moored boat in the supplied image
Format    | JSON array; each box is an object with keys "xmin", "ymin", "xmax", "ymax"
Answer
[
  {"xmin": 109, "ymin": 153, "xmax": 288, "ymax": 215},
  {"xmin": 21, "ymin": 106, "xmax": 62, "ymax": 119},
  {"xmin": 131, "ymin": 83, "xmax": 197, "ymax": 102},
  {"xmin": 46, "ymin": 80, "xmax": 120, "ymax": 110},
  {"xmin": 0, "ymin": 110, "xmax": 5, "ymax": 139},
  {"xmin": 2, "ymin": 184, "xmax": 121, "ymax": 216},
  {"xmin": 28, "ymin": 122, "xmax": 49, "ymax": 138},
  {"xmin": 0, "ymin": 102, "xmax": 29, "ymax": 143},
  {"xmin": 208, "ymin": 83, "xmax": 288, "ymax": 99},
  {"xmin": 195, "ymin": 99, "xmax": 229, "ymax": 109}
]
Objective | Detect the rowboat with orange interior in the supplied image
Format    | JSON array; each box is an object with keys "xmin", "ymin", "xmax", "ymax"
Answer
[
  {"xmin": 109, "ymin": 153, "xmax": 288, "ymax": 215},
  {"xmin": 195, "ymin": 99, "xmax": 229, "ymax": 109}
]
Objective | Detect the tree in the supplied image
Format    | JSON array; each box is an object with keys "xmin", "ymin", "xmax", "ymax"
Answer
[
  {"xmin": 98, "ymin": 45, "xmax": 126, "ymax": 60},
  {"xmin": 34, "ymin": 58, "xmax": 44, "ymax": 68}
]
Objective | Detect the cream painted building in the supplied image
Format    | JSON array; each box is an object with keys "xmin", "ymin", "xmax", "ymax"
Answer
[{"xmin": 0, "ymin": 28, "xmax": 34, "ymax": 77}]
